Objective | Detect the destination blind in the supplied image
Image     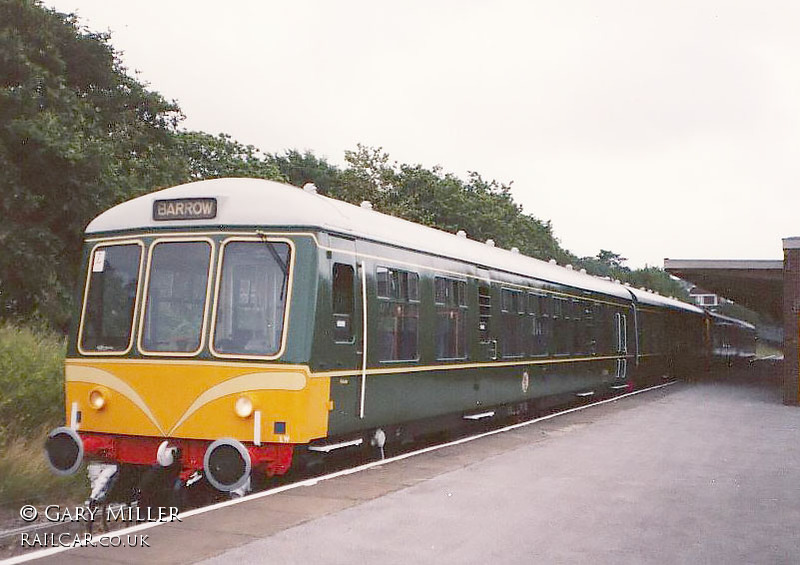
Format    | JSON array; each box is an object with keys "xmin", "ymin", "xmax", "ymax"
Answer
[{"xmin": 153, "ymin": 198, "xmax": 217, "ymax": 221}]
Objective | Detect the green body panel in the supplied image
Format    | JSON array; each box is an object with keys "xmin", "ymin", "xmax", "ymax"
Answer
[
  {"xmin": 309, "ymin": 231, "xmax": 642, "ymax": 439},
  {"xmin": 70, "ymin": 225, "xmax": 691, "ymax": 445},
  {"xmin": 327, "ymin": 359, "xmax": 622, "ymax": 435}
]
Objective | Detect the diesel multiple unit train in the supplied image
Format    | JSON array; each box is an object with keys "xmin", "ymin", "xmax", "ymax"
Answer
[{"xmin": 45, "ymin": 178, "xmax": 756, "ymax": 501}]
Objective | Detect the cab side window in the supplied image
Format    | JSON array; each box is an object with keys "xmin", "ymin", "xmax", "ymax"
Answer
[{"xmin": 332, "ymin": 263, "xmax": 354, "ymax": 342}]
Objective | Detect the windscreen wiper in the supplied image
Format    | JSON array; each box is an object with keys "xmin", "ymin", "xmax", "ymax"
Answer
[{"xmin": 256, "ymin": 231, "xmax": 289, "ymax": 300}]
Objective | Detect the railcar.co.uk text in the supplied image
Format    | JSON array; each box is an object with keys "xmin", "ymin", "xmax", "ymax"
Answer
[{"xmin": 20, "ymin": 532, "xmax": 150, "ymax": 548}]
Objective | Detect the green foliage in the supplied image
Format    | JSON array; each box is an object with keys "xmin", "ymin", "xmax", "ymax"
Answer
[
  {"xmin": 0, "ymin": 1, "xmax": 695, "ymax": 333},
  {"xmin": 0, "ymin": 322, "xmax": 66, "ymax": 443},
  {"xmin": 269, "ymin": 149, "xmax": 340, "ymax": 193},
  {"xmin": 624, "ymin": 267, "xmax": 690, "ymax": 300},
  {"xmin": 316, "ymin": 144, "xmax": 570, "ymax": 263},
  {"xmin": 0, "ymin": 427, "xmax": 87, "ymax": 506},
  {"xmin": 595, "ymin": 250, "xmax": 628, "ymax": 271},
  {"xmin": 271, "ymin": 144, "xmax": 684, "ymax": 301},
  {"xmin": 0, "ymin": 0, "xmax": 182, "ymax": 328},
  {"xmin": 172, "ymin": 131, "xmax": 284, "ymax": 182},
  {"xmin": 577, "ymin": 250, "xmax": 690, "ymax": 301},
  {"xmin": 0, "ymin": 322, "xmax": 86, "ymax": 506}
]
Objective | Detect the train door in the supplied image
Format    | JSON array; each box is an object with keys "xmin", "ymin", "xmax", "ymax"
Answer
[
  {"xmin": 615, "ymin": 310, "xmax": 628, "ymax": 379},
  {"xmin": 473, "ymin": 271, "xmax": 495, "ymax": 409},
  {"xmin": 328, "ymin": 236, "xmax": 363, "ymax": 373},
  {"xmin": 328, "ymin": 235, "xmax": 372, "ymax": 421}
]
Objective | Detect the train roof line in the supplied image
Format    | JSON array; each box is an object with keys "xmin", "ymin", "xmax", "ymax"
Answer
[
  {"xmin": 706, "ymin": 310, "xmax": 757, "ymax": 329},
  {"xmin": 86, "ymin": 178, "xmax": 700, "ymax": 312}
]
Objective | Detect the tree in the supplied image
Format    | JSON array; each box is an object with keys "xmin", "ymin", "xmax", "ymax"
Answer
[
  {"xmin": 625, "ymin": 267, "xmax": 690, "ymax": 300},
  {"xmin": 268, "ymin": 149, "xmax": 340, "ymax": 194},
  {"xmin": 0, "ymin": 0, "xmax": 697, "ymax": 330},
  {"xmin": 329, "ymin": 145, "xmax": 571, "ymax": 263},
  {"xmin": 0, "ymin": 0, "xmax": 182, "ymax": 328},
  {"xmin": 596, "ymin": 249, "xmax": 628, "ymax": 270},
  {"xmin": 172, "ymin": 131, "xmax": 284, "ymax": 182}
]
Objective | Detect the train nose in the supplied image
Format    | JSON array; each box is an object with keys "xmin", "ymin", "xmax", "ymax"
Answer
[
  {"xmin": 45, "ymin": 427, "xmax": 84, "ymax": 475},
  {"xmin": 203, "ymin": 438, "xmax": 251, "ymax": 492}
]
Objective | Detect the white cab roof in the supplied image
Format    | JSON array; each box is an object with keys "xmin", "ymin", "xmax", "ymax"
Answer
[{"xmin": 88, "ymin": 178, "xmax": 645, "ymax": 300}]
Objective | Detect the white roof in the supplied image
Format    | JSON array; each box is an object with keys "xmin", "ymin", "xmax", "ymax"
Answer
[
  {"xmin": 87, "ymin": 178, "xmax": 645, "ymax": 301},
  {"xmin": 708, "ymin": 311, "xmax": 756, "ymax": 329},
  {"xmin": 626, "ymin": 287, "xmax": 705, "ymax": 314}
]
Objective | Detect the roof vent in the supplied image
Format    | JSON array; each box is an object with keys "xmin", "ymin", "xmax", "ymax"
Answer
[
  {"xmin": 360, "ymin": 201, "xmax": 373, "ymax": 210},
  {"xmin": 639, "ymin": 287, "xmax": 646, "ymax": 291},
  {"xmin": 580, "ymin": 268, "xmax": 587, "ymax": 274},
  {"xmin": 623, "ymin": 282, "xmax": 631, "ymax": 287},
  {"xmin": 614, "ymin": 279, "xmax": 621, "ymax": 284},
  {"xmin": 485, "ymin": 239, "xmax": 495, "ymax": 247},
  {"xmin": 456, "ymin": 230, "xmax": 467, "ymax": 238},
  {"xmin": 302, "ymin": 183, "xmax": 318, "ymax": 194},
  {"xmin": 566, "ymin": 264, "xmax": 573, "ymax": 270},
  {"xmin": 510, "ymin": 247, "xmax": 520, "ymax": 254},
  {"xmin": 549, "ymin": 259, "xmax": 557, "ymax": 265}
]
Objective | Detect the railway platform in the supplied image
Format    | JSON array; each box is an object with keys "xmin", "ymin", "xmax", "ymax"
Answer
[{"xmin": 20, "ymin": 363, "xmax": 800, "ymax": 565}]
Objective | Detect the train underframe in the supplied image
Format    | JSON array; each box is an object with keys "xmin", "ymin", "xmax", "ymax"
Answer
[
  {"xmin": 45, "ymin": 376, "xmax": 653, "ymax": 509},
  {"xmin": 45, "ymin": 429, "xmax": 294, "ymax": 507}
]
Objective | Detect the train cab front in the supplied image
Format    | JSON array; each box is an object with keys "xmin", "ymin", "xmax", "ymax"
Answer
[{"xmin": 46, "ymin": 231, "xmax": 329, "ymax": 501}]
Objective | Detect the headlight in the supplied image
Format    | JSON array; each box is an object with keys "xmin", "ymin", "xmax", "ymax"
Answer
[
  {"xmin": 89, "ymin": 388, "xmax": 106, "ymax": 410},
  {"xmin": 234, "ymin": 396, "xmax": 254, "ymax": 418}
]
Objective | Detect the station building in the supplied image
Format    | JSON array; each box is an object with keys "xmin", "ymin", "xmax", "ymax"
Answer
[{"xmin": 665, "ymin": 237, "xmax": 800, "ymax": 405}]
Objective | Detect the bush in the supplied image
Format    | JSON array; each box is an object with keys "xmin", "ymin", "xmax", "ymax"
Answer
[
  {"xmin": 0, "ymin": 428, "xmax": 86, "ymax": 507},
  {"xmin": 0, "ymin": 323, "xmax": 66, "ymax": 443},
  {"xmin": 0, "ymin": 323, "xmax": 85, "ymax": 506}
]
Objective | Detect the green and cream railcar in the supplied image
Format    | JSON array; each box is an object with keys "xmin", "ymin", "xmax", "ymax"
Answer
[{"xmin": 46, "ymin": 178, "xmax": 706, "ymax": 497}]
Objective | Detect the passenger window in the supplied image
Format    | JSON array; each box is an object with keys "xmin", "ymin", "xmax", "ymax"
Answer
[
  {"xmin": 572, "ymin": 300, "xmax": 584, "ymax": 353},
  {"xmin": 376, "ymin": 266, "xmax": 419, "ymax": 361},
  {"xmin": 434, "ymin": 277, "xmax": 467, "ymax": 360},
  {"xmin": 553, "ymin": 297, "xmax": 570, "ymax": 354},
  {"xmin": 615, "ymin": 312, "xmax": 628, "ymax": 353},
  {"xmin": 501, "ymin": 288, "xmax": 525, "ymax": 357},
  {"xmin": 332, "ymin": 263, "xmax": 354, "ymax": 342},
  {"xmin": 529, "ymin": 292, "xmax": 546, "ymax": 356}
]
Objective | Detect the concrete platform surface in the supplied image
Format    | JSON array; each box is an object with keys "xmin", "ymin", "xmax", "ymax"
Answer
[{"xmin": 37, "ymin": 373, "xmax": 800, "ymax": 565}]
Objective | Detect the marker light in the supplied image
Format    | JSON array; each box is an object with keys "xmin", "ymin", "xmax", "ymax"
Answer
[
  {"xmin": 89, "ymin": 389, "xmax": 106, "ymax": 410},
  {"xmin": 234, "ymin": 396, "xmax": 254, "ymax": 418}
]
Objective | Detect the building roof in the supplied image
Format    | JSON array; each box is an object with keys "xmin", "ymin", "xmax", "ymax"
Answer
[
  {"xmin": 664, "ymin": 258, "xmax": 783, "ymax": 320},
  {"xmin": 688, "ymin": 286, "xmax": 715, "ymax": 296}
]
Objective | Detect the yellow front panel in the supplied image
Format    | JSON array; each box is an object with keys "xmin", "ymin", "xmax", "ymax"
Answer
[{"xmin": 65, "ymin": 359, "xmax": 330, "ymax": 444}]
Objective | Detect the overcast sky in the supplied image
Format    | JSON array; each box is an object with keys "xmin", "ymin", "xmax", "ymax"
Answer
[{"xmin": 45, "ymin": 1, "xmax": 800, "ymax": 268}]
